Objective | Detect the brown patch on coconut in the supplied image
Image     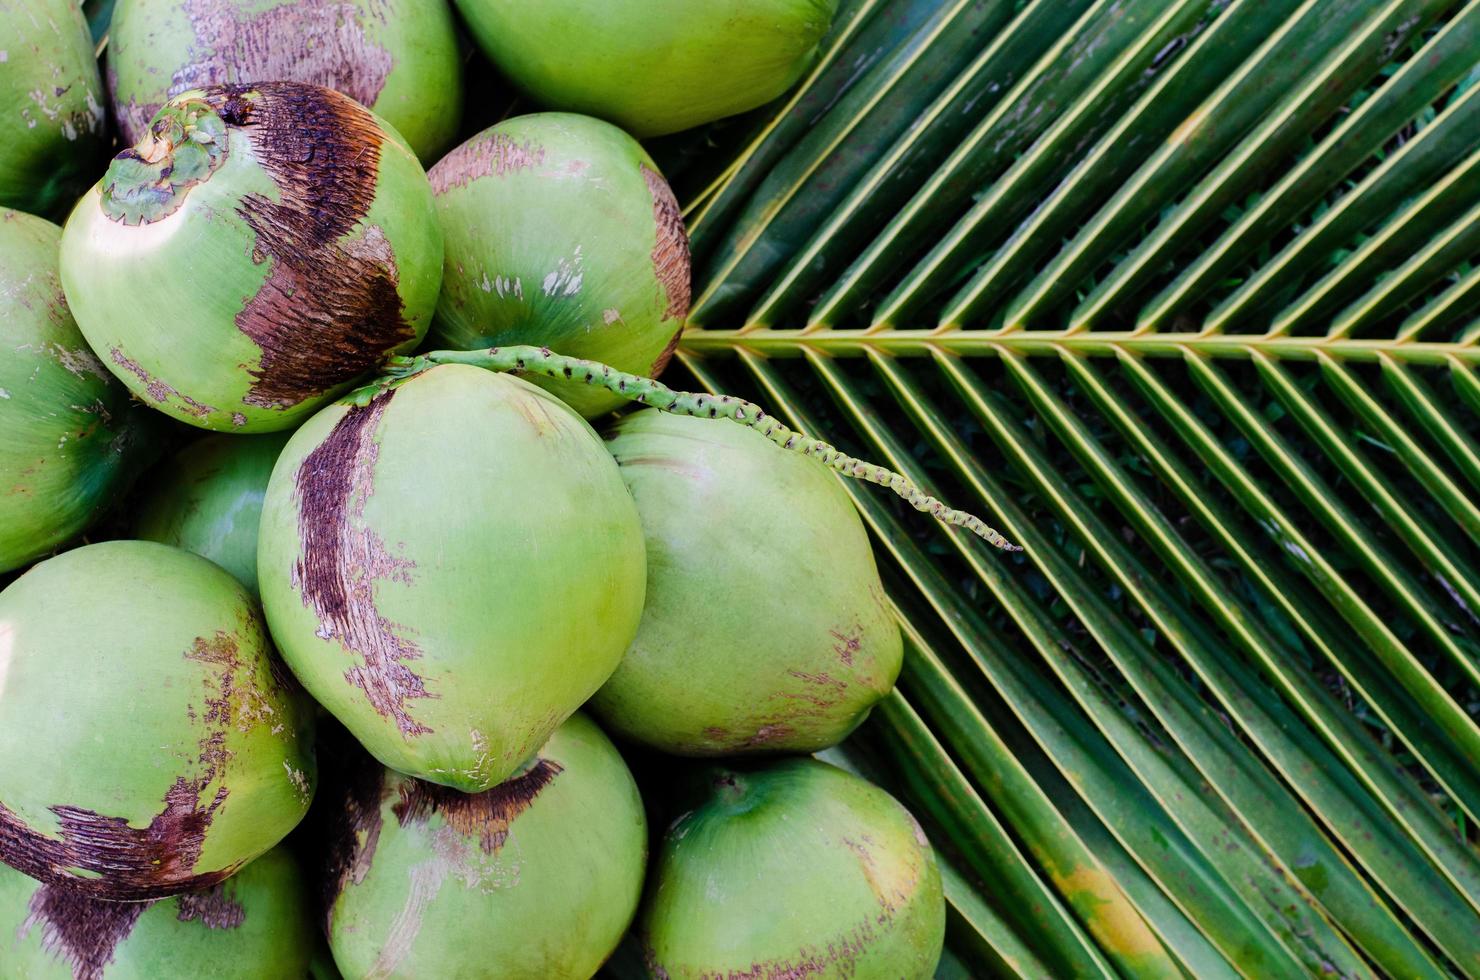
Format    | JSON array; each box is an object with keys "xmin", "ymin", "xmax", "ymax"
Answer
[
  {"xmin": 109, "ymin": 347, "xmax": 218, "ymax": 420},
  {"xmin": 648, "ymin": 327, "xmax": 685, "ymax": 378},
  {"xmin": 0, "ymin": 631, "xmax": 253, "ymax": 899},
  {"xmin": 21, "ymin": 885, "xmax": 148, "ymax": 980},
  {"xmin": 641, "ymin": 163, "xmax": 691, "ymax": 326},
  {"xmin": 830, "ymin": 627, "xmax": 862, "ymax": 667},
  {"xmin": 741, "ymin": 723, "xmax": 794, "ymax": 749},
  {"xmin": 643, "ymin": 915, "xmax": 885, "ymax": 980},
  {"xmin": 197, "ymin": 83, "xmax": 416, "ymax": 411},
  {"xmin": 291, "ymin": 388, "xmax": 434, "ymax": 736},
  {"xmin": 320, "ymin": 742, "xmax": 391, "ymax": 930},
  {"xmin": 392, "ymin": 759, "xmax": 564, "ymax": 855},
  {"xmin": 176, "ymin": 882, "xmax": 247, "ymax": 929},
  {"xmin": 427, "ymin": 132, "xmax": 547, "ymax": 194},
  {"xmin": 119, "ymin": 0, "xmax": 396, "ymax": 144},
  {"xmin": 641, "ymin": 163, "xmax": 689, "ymax": 376}
]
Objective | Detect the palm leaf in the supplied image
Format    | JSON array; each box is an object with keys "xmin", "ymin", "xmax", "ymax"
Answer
[{"xmin": 662, "ymin": 0, "xmax": 1480, "ymax": 974}]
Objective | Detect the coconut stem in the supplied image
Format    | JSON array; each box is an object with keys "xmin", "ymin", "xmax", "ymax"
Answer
[{"xmin": 382, "ymin": 346, "xmax": 1020, "ymax": 552}]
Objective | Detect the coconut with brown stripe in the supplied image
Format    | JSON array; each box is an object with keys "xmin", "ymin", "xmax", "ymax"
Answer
[
  {"xmin": 323, "ymin": 713, "xmax": 647, "ymax": 979},
  {"xmin": 59, "ymin": 81, "xmax": 444, "ymax": 434}
]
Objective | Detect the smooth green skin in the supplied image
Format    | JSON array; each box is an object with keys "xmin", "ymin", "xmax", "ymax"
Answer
[
  {"xmin": 429, "ymin": 113, "xmax": 688, "ymax": 418},
  {"xmin": 642, "ymin": 758, "xmax": 945, "ymax": 979},
  {"xmin": 329, "ymin": 713, "xmax": 647, "ymax": 979},
  {"xmin": 258, "ymin": 364, "xmax": 646, "ymax": 791},
  {"xmin": 0, "ymin": 541, "xmax": 316, "ymax": 892},
  {"xmin": 0, "ymin": 209, "xmax": 154, "ymax": 573},
  {"xmin": 106, "ymin": 0, "xmax": 462, "ymax": 164},
  {"xmin": 58, "ymin": 89, "xmax": 444, "ymax": 433},
  {"xmin": 451, "ymin": 0, "xmax": 837, "ymax": 137},
  {"xmin": 0, "ymin": 845, "xmax": 315, "ymax": 978},
  {"xmin": 135, "ymin": 431, "xmax": 291, "ymax": 597},
  {"xmin": 0, "ymin": 0, "xmax": 107, "ymax": 218},
  {"xmin": 593, "ymin": 410, "xmax": 902, "ymax": 755}
]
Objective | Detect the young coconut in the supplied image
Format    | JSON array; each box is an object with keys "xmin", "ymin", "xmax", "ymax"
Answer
[
  {"xmin": 255, "ymin": 363, "xmax": 646, "ymax": 792},
  {"xmin": 0, "ymin": 0, "xmax": 108, "ymax": 218},
  {"xmin": 640, "ymin": 758, "xmax": 945, "ymax": 979},
  {"xmin": 427, "ymin": 113, "xmax": 690, "ymax": 418},
  {"xmin": 59, "ymin": 81, "xmax": 444, "ymax": 433},
  {"xmin": 135, "ymin": 432, "xmax": 292, "ymax": 597},
  {"xmin": 323, "ymin": 713, "xmax": 646, "ymax": 979},
  {"xmin": 593, "ymin": 409, "xmax": 901, "ymax": 755},
  {"xmin": 451, "ymin": 0, "xmax": 838, "ymax": 137},
  {"xmin": 0, "ymin": 541, "xmax": 317, "ymax": 899},
  {"xmin": 0, "ymin": 209, "xmax": 158, "ymax": 574},
  {"xmin": 0, "ymin": 844, "xmax": 315, "ymax": 978},
  {"xmin": 106, "ymin": 0, "xmax": 463, "ymax": 164}
]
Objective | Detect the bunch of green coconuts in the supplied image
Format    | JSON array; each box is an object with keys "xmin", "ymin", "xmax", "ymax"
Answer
[{"xmin": 0, "ymin": 0, "xmax": 1001, "ymax": 976}]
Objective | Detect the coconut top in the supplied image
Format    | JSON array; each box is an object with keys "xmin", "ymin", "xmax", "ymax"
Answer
[
  {"xmin": 101, "ymin": 94, "xmax": 233, "ymax": 225},
  {"xmin": 60, "ymin": 81, "xmax": 444, "ymax": 433}
]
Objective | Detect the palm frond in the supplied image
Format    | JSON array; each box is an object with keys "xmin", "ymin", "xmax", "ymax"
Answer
[{"xmin": 669, "ymin": 0, "xmax": 1480, "ymax": 974}]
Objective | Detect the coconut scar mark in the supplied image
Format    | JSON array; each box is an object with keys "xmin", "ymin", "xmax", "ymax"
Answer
[{"xmin": 292, "ymin": 388, "xmax": 435, "ymax": 736}]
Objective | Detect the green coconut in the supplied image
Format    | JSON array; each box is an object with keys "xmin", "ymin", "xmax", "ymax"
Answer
[
  {"xmin": 324, "ymin": 712, "xmax": 647, "ymax": 979},
  {"xmin": 0, "ymin": 208, "xmax": 157, "ymax": 573},
  {"xmin": 592, "ymin": 409, "xmax": 902, "ymax": 755},
  {"xmin": 0, "ymin": 540, "xmax": 316, "ymax": 899},
  {"xmin": 451, "ymin": 0, "xmax": 837, "ymax": 138},
  {"xmin": 427, "ymin": 113, "xmax": 690, "ymax": 418},
  {"xmin": 134, "ymin": 431, "xmax": 291, "ymax": 596},
  {"xmin": 59, "ymin": 81, "xmax": 444, "ymax": 434},
  {"xmin": 106, "ymin": 0, "xmax": 463, "ymax": 164},
  {"xmin": 0, "ymin": 0, "xmax": 108, "ymax": 218},
  {"xmin": 641, "ymin": 758, "xmax": 945, "ymax": 979},
  {"xmin": 256, "ymin": 363, "xmax": 646, "ymax": 792},
  {"xmin": 0, "ymin": 844, "xmax": 315, "ymax": 978}
]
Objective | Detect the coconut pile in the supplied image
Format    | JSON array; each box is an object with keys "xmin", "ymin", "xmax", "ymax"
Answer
[{"xmin": 0, "ymin": 2, "xmax": 1008, "ymax": 976}]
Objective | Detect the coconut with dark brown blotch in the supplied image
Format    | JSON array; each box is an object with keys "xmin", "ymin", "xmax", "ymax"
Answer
[
  {"xmin": 106, "ymin": 0, "xmax": 463, "ymax": 164},
  {"xmin": 0, "ymin": 845, "xmax": 315, "ymax": 979},
  {"xmin": 640, "ymin": 758, "xmax": 945, "ymax": 979},
  {"xmin": 0, "ymin": 208, "xmax": 159, "ymax": 574},
  {"xmin": 59, "ymin": 82, "xmax": 444, "ymax": 433},
  {"xmin": 427, "ymin": 113, "xmax": 691, "ymax": 418},
  {"xmin": 256, "ymin": 363, "xmax": 646, "ymax": 791},
  {"xmin": 322, "ymin": 713, "xmax": 647, "ymax": 979},
  {"xmin": 0, "ymin": 0, "xmax": 108, "ymax": 219},
  {"xmin": 592, "ymin": 409, "xmax": 903, "ymax": 755},
  {"xmin": 0, "ymin": 541, "xmax": 317, "ymax": 900}
]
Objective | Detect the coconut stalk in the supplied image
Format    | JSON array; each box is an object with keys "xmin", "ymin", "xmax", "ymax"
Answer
[{"xmin": 378, "ymin": 345, "xmax": 1019, "ymax": 550}]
